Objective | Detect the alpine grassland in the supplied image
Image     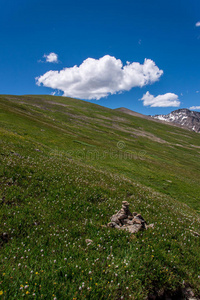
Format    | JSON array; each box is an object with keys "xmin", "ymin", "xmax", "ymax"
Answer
[{"xmin": 0, "ymin": 95, "xmax": 200, "ymax": 299}]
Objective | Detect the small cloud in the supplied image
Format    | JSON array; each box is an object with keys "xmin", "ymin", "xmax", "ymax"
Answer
[
  {"xmin": 43, "ymin": 52, "xmax": 58, "ymax": 63},
  {"xmin": 140, "ymin": 91, "xmax": 180, "ymax": 107},
  {"xmin": 189, "ymin": 106, "xmax": 200, "ymax": 110},
  {"xmin": 196, "ymin": 91, "xmax": 199, "ymax": 93},
  {"xmin": 138, "ymin": 39, "xmax": 142, "ymax": 45},
  {"xmin": 195, "ymin": 22, "xmax": 200, "ymax": 27},
  {"xmin": 36, "ymin": 55, "xmax": 163, "ymax": 100}
]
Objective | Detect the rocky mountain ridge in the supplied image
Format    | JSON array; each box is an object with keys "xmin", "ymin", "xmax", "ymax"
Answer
[{"xmin": 152, "ymin": 108, "xmax": 200, "ymax": 133}]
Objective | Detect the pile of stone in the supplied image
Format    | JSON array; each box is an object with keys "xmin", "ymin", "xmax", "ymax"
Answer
[{"xmin": 107, "ymin": 201, "xmax": 153, "ymax": 234}]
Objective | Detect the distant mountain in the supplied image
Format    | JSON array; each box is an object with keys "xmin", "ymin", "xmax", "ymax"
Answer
[{"xmin": 152, "ymin": 108, "xmax": 200, "ymax": 133}]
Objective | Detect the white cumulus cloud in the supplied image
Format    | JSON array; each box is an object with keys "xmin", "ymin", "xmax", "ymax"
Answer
[
  {"xmin": 189, "ymin": 106, "xmax": 200, "ymax": 110},
  {"xmin": 36, "ymin": 55, "xmax": 163, "ymax": 100},
  {"xmin": 140, "ymin": 91, "xmax": 180, "ymax": 107},
  {"xmin": 43, "ymin": 52, "xmax": 58, "ymax": 63},
  {"xmin": 195, "ymin": 22, "xmax": 200, "ymax": 27}
]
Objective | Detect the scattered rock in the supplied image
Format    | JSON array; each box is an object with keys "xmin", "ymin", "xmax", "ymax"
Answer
[
  {"xmin": 182, "ymin": 286, "xmax": 198, "ymax": 300},
  {"xmin": 107, "ymin": 201, "xmax": 154, "ymax": 234},
  {"xmin": 147, "ymin": 223, "xmax": 155, "ymax": 229},
  {"xmin": 85, "ymin": 239, "xmax": 93, "ymax": 245}
]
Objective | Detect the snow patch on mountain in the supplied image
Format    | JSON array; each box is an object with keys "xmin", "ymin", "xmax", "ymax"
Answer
[{"xmin": 152, "ymin": 109, "xmax": 200, "ymax": 133}]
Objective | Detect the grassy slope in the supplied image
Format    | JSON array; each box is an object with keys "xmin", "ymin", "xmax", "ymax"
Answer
[{"xmin": 0, "ymin": 95, "xmax": 200, "ymax": 299}]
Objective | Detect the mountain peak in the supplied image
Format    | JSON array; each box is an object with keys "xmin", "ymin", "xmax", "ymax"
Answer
[{"xmin": 152, "ymin": 108, "xmax": 200, "ymax": 132}]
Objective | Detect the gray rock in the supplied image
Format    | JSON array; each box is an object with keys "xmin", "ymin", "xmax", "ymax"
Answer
[
  {"xmin": 147, "ymin": 223, "xmax": 154, "ymax": 229},
  {"xmin": 135, "ymin": 214, "xmax": 145, "ymax": 221},
  {"xmin": 107, "ymin": 222, "xmax": 121, "ymax": 229},
  {"xmin": 110, "ymin": 215, "xmax": 120, "ymax": 224},
  {"xmin": 182, "ymin": 287, "xmax": 198, "ymax": 300},
  {"xmin": 126, "ymin": 224, "xmax": 143, "ymax": 234},
  {"xmin": 107, "ymin": 201, "xmax": 152, "ymax": 234},
  {"xmin": 85, "ymin": 239, "xmax": 93, "ymax": 245}
]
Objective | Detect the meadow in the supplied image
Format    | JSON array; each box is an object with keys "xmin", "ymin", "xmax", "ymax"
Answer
[{"xmin": 0, "ymin": 95, "xmax": 200, "ymax": 299}]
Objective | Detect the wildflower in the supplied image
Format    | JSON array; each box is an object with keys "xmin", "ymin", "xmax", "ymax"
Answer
[
  {"xmin": 0, "ymin": 291, "xmax": 3, "ymax": 295},
  {"xmin": 26, "ymin": 291, "xmax": 30, "ymax": 295},
  {"xmin": 35, "ymin": 272, "xmax": 39, "ymax": 275}
]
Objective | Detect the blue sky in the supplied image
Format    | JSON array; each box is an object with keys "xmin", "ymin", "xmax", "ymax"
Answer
[{"xmin": 0, "ymin": 0, "xmax": 200, "ymax": 115}]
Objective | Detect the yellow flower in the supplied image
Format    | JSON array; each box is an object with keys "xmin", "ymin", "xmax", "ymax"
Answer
[
  {"xmin": 35, "ymin": 272, "xmax": 39, "ymax": 275},
  {"xmin": 0, "ymin": 291, "xmax": 3, "ymax": 295},
  {"xmin": 26, "ymin": 291, "xmax": 30, "ymax": 295}
]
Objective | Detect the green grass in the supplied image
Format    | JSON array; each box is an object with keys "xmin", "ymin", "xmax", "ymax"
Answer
[{"xmin": 0, "ymin": 95, "xmax": 200, "ymax": 299}]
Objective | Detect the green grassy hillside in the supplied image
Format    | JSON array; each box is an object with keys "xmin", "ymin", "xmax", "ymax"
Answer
[{"xmin": 0, "ymin": 95, "xmax": 200, "ymax": 299}]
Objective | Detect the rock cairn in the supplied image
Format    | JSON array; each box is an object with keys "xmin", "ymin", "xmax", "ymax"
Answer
[{"xmin": 107, "ymin": 201, "xmax": 153, "ymax": 234}]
